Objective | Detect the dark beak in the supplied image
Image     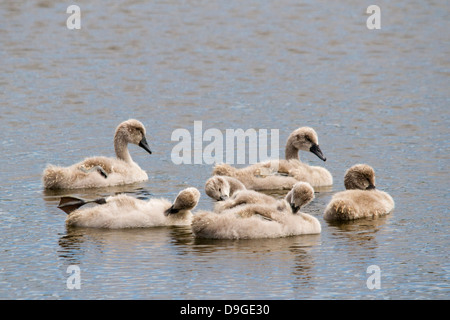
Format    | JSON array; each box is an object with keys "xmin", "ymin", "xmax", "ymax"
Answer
[
  {"xmin": 139, "ymin": 136, "xmax": 152, "ymax": 155},
  {"xmin": 310, "ymin": 144, "xmax": 326, "ymax": 161},
  {"xmin": 366, "ymin": 184, "xmax": 376, "ymax": 190},
  {"xmin": 290, "ymin": 203, "xmax": 300, "ymax": 214},
  {"xmin": 219, "ymin": 195, "xmax": 229, "ymax": 201},
  {"xmin": 164, "ymin": 205, "xmax": 179, "ymax": 216}
]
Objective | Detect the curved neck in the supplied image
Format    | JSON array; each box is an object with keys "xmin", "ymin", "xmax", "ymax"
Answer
[
  {"xmin": 114, "ymin": 132, "xmax": 132, "ymax": 162},
  {"xmin": 284, "ymin": 189, "xmax": 293, "ymax": 202},
  {"xmin": 285, "ymin": 137, "xmax": 300, "ymax": 160},
  {"xmin": 228, "ymin": 178, "xmax": 246, "ymax": 196}
]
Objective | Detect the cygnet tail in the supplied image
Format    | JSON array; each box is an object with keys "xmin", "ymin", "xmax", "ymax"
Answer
[
  {"xmin": 325, "ymin": 199, "xmax": 353, "ymax": 220},
  {"xmin": 212, "ymin": 163, "xmax": 236, "ymax": 177},
  {"xmin": 42, "ymin": 165, "xmax": 67, "ymax": 189},
  {"xmin": 191, "ymin": 211, "xmax": 215, "ymax": 237}
]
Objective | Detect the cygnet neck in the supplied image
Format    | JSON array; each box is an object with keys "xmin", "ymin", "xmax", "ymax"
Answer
[
  {"xmin": 114, "ymin": 132, "xmax": 132, "ymax": 163},
  {"xmin": 227, "ymin": 177, "xmax": 246, "ymax": 195},
  {"xmin": 285, "ymin": 136, "xmax": 300, "ymax": 161}
]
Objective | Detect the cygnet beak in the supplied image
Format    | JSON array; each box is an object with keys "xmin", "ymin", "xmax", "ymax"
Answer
[
  {"xmin": 164, "ymin": 205, "xmax": 179, "ymax": 216},
  {"xmin": 96, "ymin": 167, "xmax": 108, "ymax": 179},
  {"xmin": 310, "ymin": 143, "xmax": 326, "ymax": 161},
  {"xmin": 139, "ymin": 136, "xmax": 152, "ymax": 155},
  {"xmin": 219, "ymin": 195, "xmax": 229, "ymax": 201},
  {"xmin": 290, "ymin": 203, "xmax": 300, "ymax": 214},
  {"xmin": 366, "ymin": 184, "xmax": 376, "ymax": 190}
]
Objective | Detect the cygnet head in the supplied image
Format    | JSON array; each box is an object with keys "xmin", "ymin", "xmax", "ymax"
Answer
[
  {"xmin": 205, "ymin": 176, "xmax": 231, "ymax": 201},
  {"xmin": 165, "ymin": 187, "xmax": 201, "ymax": 215},
  {"xmin": 286, "ymin": 127, "xmax": 326, "ymax": 161},
  {"xmin": 114, "ymin": 119, "xmax": 152, "ymax": 155},
  {"xmin": 344, "ymin": 164, "xmax": 376, "ymax": 190},
  {"xmin": 284, "ymin": 182, "xmax": 315, "ymax": 214}
]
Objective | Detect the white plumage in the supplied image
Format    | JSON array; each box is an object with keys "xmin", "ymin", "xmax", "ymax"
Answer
[{"xmin": 65, "ymin": 188, "xmax": 200, "ymax": 229}]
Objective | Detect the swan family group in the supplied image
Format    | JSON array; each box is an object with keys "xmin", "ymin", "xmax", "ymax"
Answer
[{"xmin": 43, "ymin": 119, "xmax": 395, "ymax": 239}]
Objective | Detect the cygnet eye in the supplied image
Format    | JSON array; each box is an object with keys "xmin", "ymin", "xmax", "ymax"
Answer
[{"xmin": 218, "ymin": 188, "xmax": 221, "ymax": 192}]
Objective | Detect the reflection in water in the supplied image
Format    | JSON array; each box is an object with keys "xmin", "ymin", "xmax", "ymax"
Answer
[
  {"xmin": 58, "ymin": 228, "xmax": 92, "ymax": 265},
  {"xmin": 326, "ymin": 215, "xmax": 390, "ymax": 241},
  {"xmin": 58, "ymin": 226, "xmax": 175, "ymax": 264},
  {"xmin": 189, "ymin": 233, "xmax": 323, "ymax": 295},
  {"xmin": 325, "ymin": 215, "xmax": 391, "ymax": 262},
  {"xmin": 291, "ymin": 255, "xmax": 315, "ymax": 289},
  {"xmin": 288, "ymin": 235, "xmax": 321, "ymax": 288},
  {"xmin": 58, "ymin": 222, "xmax": 323, "ymax": 298},
  {"xmin": 191, "ymin": 233, "xmax": 321, "ymax": 255}
]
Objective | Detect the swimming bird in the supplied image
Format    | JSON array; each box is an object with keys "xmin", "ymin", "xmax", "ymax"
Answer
[
  {"xmin": 212, "ymin": 127, "xmax": 332, "ymax": 189},
  {"xmin": 323, "ymin": 164, "xmax": 394, "ymax": 221},
  {"xmin": 42, "ymin": 119, "xmax": 152, "ymax": 189},
  {"xmin": 62, "ymin": 187, "xmax": 200, "ymax": 228},
  {"xmin": 192, "ymin": 182, "xmax": 320, "ymax": 239}
]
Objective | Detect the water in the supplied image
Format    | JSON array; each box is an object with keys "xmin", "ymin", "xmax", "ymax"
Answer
[{"xmin": 0, "ymin": 0, "xmax": 449, "ymax": 300}]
